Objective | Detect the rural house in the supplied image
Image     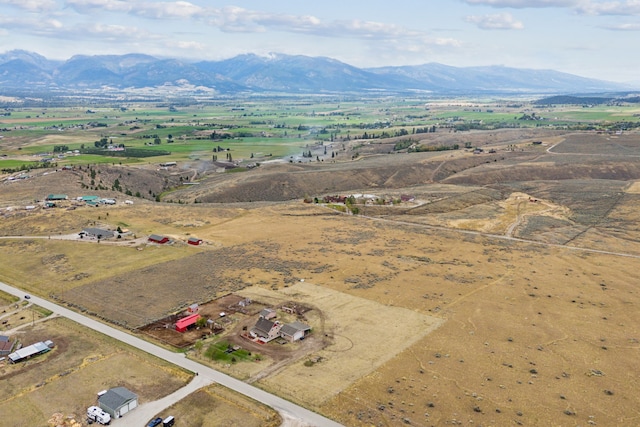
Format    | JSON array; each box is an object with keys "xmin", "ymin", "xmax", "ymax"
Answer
[
  {"xmin": 98, "ymin": 387, "xmax": 138, "ymax": 419},
  {"xmin": 81, "ymin": 228, "xmax": 115, "ymax": 240},
  {"xmin": 148, "ymin": 234, "xmax": 170, "ymax": 244},
  {"xmin": 250, "ymin": 318, "xmax": 282, "ymax": 342},
  {"xmin": 45, "ymin": 194, "xmax": 68, "ymax": 201},
  {"xmin": 279, "ymin": 321, "xmax": 311, "ymax": 342}
]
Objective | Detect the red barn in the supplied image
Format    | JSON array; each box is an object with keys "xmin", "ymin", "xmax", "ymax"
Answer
[
  {"xmin": 187, "ymin": 237, "xmax": 203, "ymax": 246},
  {"xmin": 148, "ymin": 234, "xmax": 169, "ymax": 244},
  {"xmin": 175, "ymin": 313, "xmax": 201, "ymax": 333}
]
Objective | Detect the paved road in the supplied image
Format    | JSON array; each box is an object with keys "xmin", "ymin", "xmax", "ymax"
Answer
[{"xmin": 0, "ymin": 281, "xmax": 343, "ymax": 427}]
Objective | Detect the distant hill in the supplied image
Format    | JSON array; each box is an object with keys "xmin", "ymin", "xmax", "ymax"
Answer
[{"xmin": 0, "ymin": 50, "xmax": 634, "ymax": 96}]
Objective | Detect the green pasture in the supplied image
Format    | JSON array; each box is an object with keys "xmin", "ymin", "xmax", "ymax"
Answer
[
  {"xmin": 2, "ymin": 100, "xmax": 639, "ymax": 168},
  {"xmin": 204, "ymin": 340, "xmax": 260, "ymax": 363},
  {"xmin": 0, "ymin": 159, "xmax": 41, "ymax": 170}
]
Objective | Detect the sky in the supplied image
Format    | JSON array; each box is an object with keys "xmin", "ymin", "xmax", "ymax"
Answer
[{"xmin": 0, "ymin": 0, "xmax": 639, "ymax": 83}]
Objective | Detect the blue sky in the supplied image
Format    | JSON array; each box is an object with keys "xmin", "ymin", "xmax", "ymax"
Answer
[{"xmin": 0, "ymin": 0, "xmax": 638, "ymax": 83}]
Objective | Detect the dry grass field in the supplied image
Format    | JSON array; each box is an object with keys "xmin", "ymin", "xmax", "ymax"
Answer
[
  {"xmin": 0, "ymin": 316, "xmax": 192, "ymax": 426},
  {"xmin": 155, "ymin": 384, "xmax": 281, "ymax": 427},
  {"xmin": 238, "ymin": 283, "xmax": 443, "ymax": 407},
  {"xmin": 1, "ymin": 128, "xmax": 640, "ymax": 426}
]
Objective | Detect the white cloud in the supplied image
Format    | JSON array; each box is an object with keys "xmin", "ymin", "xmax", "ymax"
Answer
[
  {"xmin": 463, "ymin": 0, "xmax": 640, "ymax": 16},
  {"xmin": 466, "ymin": 12, "xmax": 525, "ymax": 29},
  {"xmin": 65, "ymin": 0, "xmax": 132, "ymax": 13},
  {"xmin": 601, "ymin": 21, "xmax": 640, "ymax": 29},
  {"xmin": 0, "ymin": 0, "xmax": 57, "ymax": 11},
  {"xmin": 131, "ymin": 1, "xmax": 204, "ymax": 19},
  {"xmin": 463, "ymin": 0, "xmax": 578, "ymax": 7},
  {"xmin": 575, "ymin": 1, "xmax": 640, "ymax": 15}
]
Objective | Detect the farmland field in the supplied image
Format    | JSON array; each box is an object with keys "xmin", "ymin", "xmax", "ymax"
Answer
[{"xmin": 1, "ymin": 97, "xmax": 640, "ymax": 426}]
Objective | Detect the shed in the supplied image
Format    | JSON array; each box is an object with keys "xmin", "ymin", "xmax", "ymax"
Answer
[
  {"xmin": 259, "ymin": 308, "xmax": 277, "ymax": 320},
  {"xmin": 46, "ymin": 194, "xmax": 68, "ymax": 201},
  {"xmin": 175, "ymin": 313, "xmax": 201, "ymax": 333},
  {"xmin": 0, "ymin": 336, "xmax": 14, "ymax": 356},
  {"xmin": 279, "ymin": 321, "xmax": 311, "ymax": 342},
  {"xmin": 187, "ymin": 303, "xmax": 199, "ymax": 314},
  {"xmin": 8, "ymin": 340, "xmax": 53, "ymax": 363},
  {"xmin": 98, "ymin": 387, "xmax": 138, "ymax": 419},
  {"xmin": 187, "ymin": 237, "xmax": 203, "ymax": 246},
  {"xmin": 80, "ymin": 195, "xmax": 100, "ymax": 202},
  {"xmin": 148, "ymin": 234, "xmax": 170, "ymax": 244}
]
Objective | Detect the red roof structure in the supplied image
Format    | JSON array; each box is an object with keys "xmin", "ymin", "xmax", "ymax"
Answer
[
  {"xmin": 148, "ymin": 234, "xmax": 169, "ymax": 244},
  {"xmin": 187, "ymin": 237, "xmax": 203, "ymax": 246},
  {"xmin": 175, "ymin": 313, "xmax": 201, "ymax": 333}
]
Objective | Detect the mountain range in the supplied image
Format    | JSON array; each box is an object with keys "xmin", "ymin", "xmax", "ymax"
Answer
[{"xmin": 0, "ymin": 50, "xmax": 634, "ymax": 96}]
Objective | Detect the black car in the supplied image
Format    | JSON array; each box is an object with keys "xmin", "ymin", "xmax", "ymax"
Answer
[
  {"xmin": 24, "ymin": 295, "xmax": 31, "ymax": 299},
  {"xmin": 147, "ymin": 417, "xmax": 163, "ymax": 427}
]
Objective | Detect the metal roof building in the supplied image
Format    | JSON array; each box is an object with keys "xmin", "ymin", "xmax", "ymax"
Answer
[
  {"xmin": 175, "ymin": 313, "xmax": 201, "ymax": 332},
  {"xmin": 8, "ymin": 340, "xmax": 53, "ymax": 363},
  {"xmin": 280, "ymin": 322, "xmax": 311, "ymax": 342}
]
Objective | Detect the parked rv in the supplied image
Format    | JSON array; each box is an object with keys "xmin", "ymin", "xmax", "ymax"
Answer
[{"xmin": 87, "ymin": 406, "xmax": 111, "ymax": 425}]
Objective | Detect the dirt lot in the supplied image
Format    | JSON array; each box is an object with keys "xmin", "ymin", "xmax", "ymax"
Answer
[{"xmin": 140, "ymin": 294, "xmax": 249, "ymax": 347}]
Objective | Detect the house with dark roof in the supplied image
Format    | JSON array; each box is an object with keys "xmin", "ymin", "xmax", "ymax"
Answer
[
  {"xmin": 98, "ymin": 387, "xmax": 138, "ymax": 419},
  {"xmin": 279, "ymin": 321, "xmax": 311, "ymax": 342},
  {"xmin": 81, "ymin": 228, "xmax": 115, "ymax": 240},
  {"xmin": 250, "ymin": 318, "xmax": 282, "ymax": 342}
]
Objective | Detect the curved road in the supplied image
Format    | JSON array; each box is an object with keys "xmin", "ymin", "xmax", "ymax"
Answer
[{"xmin": 0, "ymin": 281, "xmax": 343, "ymax": 427}]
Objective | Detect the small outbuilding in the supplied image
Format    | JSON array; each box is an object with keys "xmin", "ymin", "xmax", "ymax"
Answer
[
  {"xmin": 0, "ymin": 335, "xmax": 15, "ymax": 356},
  {"xmin": 98, "ymin": 387, "xmax": 138, "ymax": 419},
  {"xmin": 8, "ymin": 340, "xmax": 54, "ymax": 363},
  {"xmin": 259, "ymin": 308, "xmax": 277, "ymax": 320},
  {"xmin": 148, "ymin": 234, "xmax": 170, "ymax": 244}
]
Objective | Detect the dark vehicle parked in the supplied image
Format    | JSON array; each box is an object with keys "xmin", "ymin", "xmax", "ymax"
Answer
[{"xmin": 147, "ymin": 418, "xmax": 163, "ymax": 427}]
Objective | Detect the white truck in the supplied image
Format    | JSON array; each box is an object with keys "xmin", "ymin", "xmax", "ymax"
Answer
[{"xmin": 87, "ymin": 406, "xmax": 111, "ymax": 425}]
